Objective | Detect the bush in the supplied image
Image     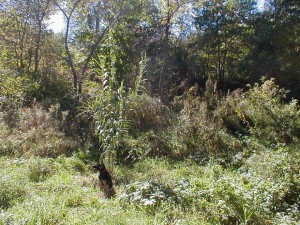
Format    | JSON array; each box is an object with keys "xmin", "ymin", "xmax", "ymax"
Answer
[
  {"xmin": 0, "ymin": 103, "xmax": 76, "ymax": 157},
  {"xmin": 118, "ymin": 157, "xmax": 299, "ymax": 224},
  {"xmin": 0, "ymin": 113, "xmax": 15, "ymax": 156},
  {"xmin": 120, "ymin": 181, "xmax": 177, "ymax": 210},
  {"xmin": 126, "ymin": 94, "xmax": 171, "ymax": 132},
  {"xmin": 166, "ymin": 96, "xmax": 243, "ymax": 162},
  {"xmin": 115, "ymin": 134, "xmax": 150, "ymax": 165},
  {"xmin": 0, "ymin": 72, "xmax": 40, "ymax": 130},
  {"xmin": 162, "ymin": 78, "xmax": 300, "ymax": 166},
  {"xmin": 37, "ymin": 71, "xmax": 72, "ymax": 107},
  {"xmin": 216, "ymin": 78, "xmax": 300, "ymax": 145},
  {"xmin": 118, "ymin": 162, "xmax": 263, "ymax": 224},
  {"xmin": 0, "ymin": 71, "xmax": 40, "ymax": 110}
]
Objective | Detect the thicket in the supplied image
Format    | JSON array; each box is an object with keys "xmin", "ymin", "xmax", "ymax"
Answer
[{"xmin": 116, "ymin": 79, "xmax": 299, "ymax": 224}]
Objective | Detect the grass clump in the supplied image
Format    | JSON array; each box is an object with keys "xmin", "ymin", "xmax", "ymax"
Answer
[
  {"xmin": 0, "ymin": 177, "xmax": 27, "ymax": 210},
  {"xmin": 28, "ymin": 158, "xmax": 55, "ymax": 182},
  {"xmin": 0, "ymin": 158, "xmax": 28, "ymax": 209}
]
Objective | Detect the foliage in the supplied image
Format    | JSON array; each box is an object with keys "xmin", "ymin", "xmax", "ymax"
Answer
[
  {"xmin": 120, "ymin": 180, "xmax": 177, "ymax": 210},
  {"xmin": 193, "ymin": 0, "xmax": 256, "ymax": 81},
  {"xmin": 126, "ymin": 94, "xmax": 171, "ymax": 132},
  {"xmin": 83, "ymin": 31, "xmax": 131, "ymax": 168},
  {"xmin": 240, "ymin": 146, "xmax": 300, "ymax": 217},
  {"xmin": 160, "ymin": 78, "xmax": 300, "ymax": 168},
  {"xmin": 0, "ymin": 103, "xmax": 76, "ymax": 157},
  {"xmin": 117, "ymin": 157, "xmax": 300, "ymax": 224},
  {"xmin": 0, "ymin": 149, "xmax": 299, "ymax": 224},
  {"xmin": 167, "ymin": 94, "xmax": 243, "ymax": 163},
  {"xmin": 0, "ymin": 0, "xmax": 300, "ymax": 223},
  {"xmin": 0, "ymin": 71, "xmax": 40, "ymax": 107},
  {"xmin": 242, "ymin": 79, "xmax": 299, "ymax": 144},
  {"xmin": 217, "ymin": 78, "xmax": 300, "ymax": 145},
  {"xmin": 113, "ymin": 134, "xmax": 149, "ymax": 165}
]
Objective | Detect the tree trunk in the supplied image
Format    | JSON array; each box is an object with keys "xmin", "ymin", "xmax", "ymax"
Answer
[
  {"xmin": 65, "ymin": 17, "xmax": 78, "ymax": 95},
  {"xmin": 55, "ymin": 0, "xmax": 81, "ymax": 95}
]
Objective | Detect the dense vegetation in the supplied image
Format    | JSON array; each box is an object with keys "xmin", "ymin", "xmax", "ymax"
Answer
[{"xmin": 0, "ymin": 0, "xmax": 299, "ymax": 224}]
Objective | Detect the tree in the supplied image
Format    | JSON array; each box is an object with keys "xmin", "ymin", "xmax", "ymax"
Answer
[
  {"xmin": 157, "ymin": 0, "xmax": 192, "ymax": 44},
  {"xmin": 249, "ymin": 0, "xmax": 300, "ymax": 97},
  {"xmin": 0, "ymin": 0, "xmax": 34, "ymax": 73},
  {"xmin": 52, "ymin": 0, "xmax": 146, "ymax": 95},
  {"xmin": 0, "ymin": 0, "xmax": 56, "ymax": 85},
  {"xmin": 32, "ymin": 0, "xmax": 51, "ymax": 79},
  {"xmin": 193, "ymin": 0, "xmax": 257, "ymax": 84}
]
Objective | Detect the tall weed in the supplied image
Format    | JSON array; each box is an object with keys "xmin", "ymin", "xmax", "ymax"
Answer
[
  {"xmin": 0, "ymin": 103, "xmax": 76, "ymax": 157},
  {"xmin": 83, "ymin": 31, "xmax": 131, "ymax": 169}
]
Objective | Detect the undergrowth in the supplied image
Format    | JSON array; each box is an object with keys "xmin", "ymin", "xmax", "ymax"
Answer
[
  {"xmin": 0, "ymin": 78, "xmax": 299, "ymax": 224},
  {"xmin": 0, "ymin": 103, "xmax": 76, "ymax": 157},
  {"xmin": 0, "ymin": 155, "xmax": 299, "ymax": 224}
]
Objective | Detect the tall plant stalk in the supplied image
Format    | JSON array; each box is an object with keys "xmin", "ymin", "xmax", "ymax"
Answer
[{"xmin": 85, "ymin": 30, "xmax": 128, "ymax": 170}]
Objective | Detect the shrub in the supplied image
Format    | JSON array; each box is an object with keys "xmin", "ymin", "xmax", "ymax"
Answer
[
  {"xmin": 37, "ymin": 71, "xmax": 72, "ymax": 107},
  {"xmin": 167, "ymin": 95, "xmax": 243, "ymax": 162},
  {"xmin": 214, "ymin": 93, "xmax": 249, "ymax": 136},
  {"xmin": 240, "ymin": 146, "xmax": 300, "ymax": 217},
  {"xmin": 120, "ymin": 181, "xmax": 177, "ymax": 210},
  {"xmin": 0, "ymin": 113, "xmax": 16, "ymax": 156},
  {"xmin": 115, "ymin": 134, "xmax": 150, "ymax": 165},
  {"xmin": 216, "ymin": 78, "xmax": 300, "ymax": 145},
  {"xmin": 126, "ymin": 94, "xmax": 171, "ymax": 132},
  {"xmin": 0, "ymin": 71, "xmax": 39, "ymax": 129},
  {"xmin": 56, "ymin": 156, "xmax": 87, "ymax": 173},
  {"xmin": 0, "ymin": 103, "xmax": 76, "ymax": 157},
  {"xmin": 118, "ymin": 162, "xmax": 264, "ymax": 224},
  {"xmin": 0, "ymin": 71, "xmax": 40, "ymax": 107}
]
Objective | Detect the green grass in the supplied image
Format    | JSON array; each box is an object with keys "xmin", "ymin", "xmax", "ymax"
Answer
[{"xmin": 0, "ymin": 151, "xmax": 299, "ymax": 225}]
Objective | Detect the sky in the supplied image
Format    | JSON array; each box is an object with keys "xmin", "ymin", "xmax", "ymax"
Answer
[
  {"xmin": 48, "ymin": 11, "xmax": 64, "ymax": 33},
  {"xmin": 258, "ymin": 0, "xmax": 265, "ymax": 10}
]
